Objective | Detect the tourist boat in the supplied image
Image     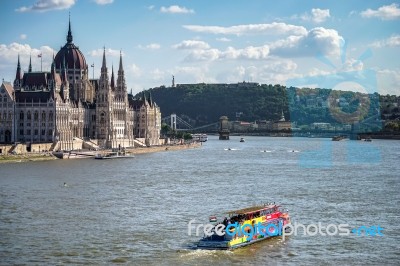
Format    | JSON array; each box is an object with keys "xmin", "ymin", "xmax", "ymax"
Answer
[
  {"xmin": 52, "ymin": 150, "xmax": 96, "ymax": 159},
  {"xmin": 192, "ymin": 134, "xmax": 208, "ymax": 142},
  {"xmin": 240, "ymin": 137, "xmax": 245, "ymax": 142},
  {"xmin": 94, "ymin": 151, "xmax": 135, "ymax": 159},
  {"xmin": 197, "ymin": 203, "xmax": 290, "ymax": 250}
]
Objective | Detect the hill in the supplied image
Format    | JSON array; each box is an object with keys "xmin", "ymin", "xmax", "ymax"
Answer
[{"xmin": 137, "ymin": 82, "xmax": 398, "ymax": 131}]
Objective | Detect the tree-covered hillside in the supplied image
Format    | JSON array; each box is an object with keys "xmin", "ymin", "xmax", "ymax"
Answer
[
  {"xmin": 136, "ymin": 83, "xmax": 398, "ymax": 130},
  {"xmin": 143, "ymin": 83, "xmax": 289, "ymax": 126}
]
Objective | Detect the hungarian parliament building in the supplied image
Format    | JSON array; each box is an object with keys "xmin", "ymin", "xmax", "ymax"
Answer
[{"xmin": 0, "ymin": 19, "xmax": 161, "ymax": 152}]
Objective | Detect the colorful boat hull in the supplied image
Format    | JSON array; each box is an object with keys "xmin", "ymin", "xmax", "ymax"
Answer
[{"xmin": 197, "ymin": 204, "xmax": 290, "ymax": 250}]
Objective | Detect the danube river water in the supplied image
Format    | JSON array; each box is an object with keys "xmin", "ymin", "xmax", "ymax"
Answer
[{"xmin": 0, "ymin": 136, "xmax": 399, "ymax": 265}]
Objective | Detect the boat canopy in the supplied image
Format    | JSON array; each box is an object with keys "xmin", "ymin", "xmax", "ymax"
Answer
[{"xmin": 226, "ymin": 204, "xmax": 278, "ymax": 215}]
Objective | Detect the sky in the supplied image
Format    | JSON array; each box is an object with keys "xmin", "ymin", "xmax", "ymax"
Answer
[{"xmin": 0, "ymin": 0, "xmax": 399, "ymax": 95}]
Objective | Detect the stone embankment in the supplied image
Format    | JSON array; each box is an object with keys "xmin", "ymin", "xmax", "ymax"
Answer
[{"xmin": 0, "ymin": 142, "xmax": 201, "ymax": 164}]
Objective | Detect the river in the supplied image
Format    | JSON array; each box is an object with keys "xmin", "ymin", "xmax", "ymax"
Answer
[{"xmin": 0, "ymin": 136, "xmax": 399, "ymax": 265}]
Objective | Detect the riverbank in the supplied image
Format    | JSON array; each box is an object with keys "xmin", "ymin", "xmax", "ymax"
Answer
[
  {"xmin": 126, "ymin": 142, "xmax": 201, "ymax": 154},
  {"xmin": 0, "ymin": 142, "xmax": 201, "ymax": 164},
  {"xmin": 0, "ymin": 153, "xmax": 57, "ymax": 164}
]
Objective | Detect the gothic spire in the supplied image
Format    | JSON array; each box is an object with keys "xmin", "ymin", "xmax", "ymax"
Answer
[
  {"xmin": 14, "ymin": 54, "xmax": 22, "ymax": 87},
  {"xmin": 51, "ymin": 53, "xmax": 56, "ymax": 76},
  {"xmin": 101, "ymin": 47, "xmax": 107, "ymax": 71},
  {"xmin": 15, "ymin": 54, "xmax": 21, "ymax": 79},
  {"xmin": 99, "ymin": 47, "xmax": 109, "ymax": 88},
  {"xmin": 118, "ymin": 51, "xmax": 124, "ymax": 73},
  {"xmin": 117, "ymin": 50, "xmax": 126, "ymax": 92},
  {"xmin": 67, "ymin": 13, "xmax": 73, "ymax": 43},
  {"xmin": 111, "ymin": 65, "xmax": 115, "ymax": 89},
  {"xmin": 28, "ymin": 55, "xmax": 32, "ymax": 72},
  {"xmin": 149, "ymin": 91, "xmax": 153, "ymax": 106}
]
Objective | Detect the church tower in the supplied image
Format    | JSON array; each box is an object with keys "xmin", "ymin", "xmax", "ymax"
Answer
[
  {"xmin": 115, "ymin": 51, "xmax": 132, "ymax": 146},
  {"xmin": 14, "ymin": 54, "xmax": 22, "ymax": 89},
  {"xmin": 96, "ymin": 48, "xmax": 113, "ymax": 146}
]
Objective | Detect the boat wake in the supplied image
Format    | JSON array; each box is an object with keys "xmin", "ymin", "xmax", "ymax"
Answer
[
  {"xmin": 260, "ymin": 150, "xmax": 273, "ymax": 153},
  {"xmin": 287, "ymin": 150, "xmax": 300, "ymax": 153},
  {"xmin": 178, "ymin": 248, "xmax": 232, "ymax": 258},
  {"xmin": 224, "ymin": 148, "xmax": 239, "ymax": 151}
]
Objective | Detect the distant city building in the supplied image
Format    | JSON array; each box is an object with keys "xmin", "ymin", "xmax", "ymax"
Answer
[
  {"xmin": 0, "ymin": 18, "xmax": 161, "ymax": 151},
  {"xmin": 311, "ymin": 122, "xmax": 331, "ymax": 130}
]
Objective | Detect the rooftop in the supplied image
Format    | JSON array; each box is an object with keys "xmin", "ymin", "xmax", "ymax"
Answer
[{"xmin": 226, "ymin": 204, "xmax": 277, "ymax": 215}]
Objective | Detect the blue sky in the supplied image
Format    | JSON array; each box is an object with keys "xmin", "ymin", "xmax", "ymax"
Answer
[{"xmin": 0, "ymin": 0, "xmax": 399, "ymax": 95}]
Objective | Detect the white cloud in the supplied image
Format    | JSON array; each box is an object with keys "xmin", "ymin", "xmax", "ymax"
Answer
[
  {"xmin": 15, "ymin": 0, "xmax": 76, "ymax": 12},
  {"xmin": 179, "ymin": 44, "xmax": 271, "ymax": 62},
  {"xmin": 0, "ymin": 42, "xmax": 55, "ymax": 72},
  {"xmin": 138, "ymin": 43, "xmax": 161, "ymax": 50},
  {"xmin": 127, "ymin": 64, "xmax": 141, "ymax": 78},
  {"xmin": 216, "ymin": 37, "xmax": 231, "ymax": 42},
  {"xmin": 93, "ymin": 0, "xmax": 113, "ymax": 5},
  {"xmin": 183, "ymin": 22, "xmax": 307, "ymax": 36},
  {"xmin": 376, "ymin": 69, "xmax": 400, "ymax": 95},
  {"xmin": 310, "ymin": 8, "xmax": 331, "ymax": 23},
  {"xmin": 296, "ymin": 8, "xmax": 331, "ymax": 23},
  {"xmin": 361, "ymin": 3, "xmax": 400, "ymax": 20},
  {"xmin": 222, "ymin": 46, "xmax": 270, "ymax": 60},
  {"xmin": 177, "ymin": 27, "xmax": 343, "ymax": 62},
  {"xmin": 270, "ymin": 27, "xmax": 344, "ymax": 57},
  {"xmin": 160, "ymin": 5, "xmax": 194, "ymax": 14},
  {"xmin": 173, "ymin": 40, "xmax": 210, "ymax": 50},
  {"xmin": 20, "ymin": 34, "xmax": 27, "ymax": 40},
  {"xmin": 371, "ymin": 34, "xmax": 400, "ymax": 48},
  {"xmin": 173, "ymin": 66, "xmax": 216, "ymax": 84},
  {"xmin": 340, "ymin": 58, "xmax": 364, "ymax": 72},
  {"xmin": 88, "ymin": 48, "xmax": 122, "ymax": 57},
  {"xmin": 217, "ymin": 60, "xmax": 299, "ymax": 84},
  {"xmin": 184, "ymin": 49, "xmax": 220, "ymax": 61},
  {"xmin": 150, "ymin": 68, "xmax": 166, "ymax": 82}
]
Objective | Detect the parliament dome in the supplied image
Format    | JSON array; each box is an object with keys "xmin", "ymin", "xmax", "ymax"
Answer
[{"xmin": 54, "ymin": 19, "xmax": 87, "ymax": 70}]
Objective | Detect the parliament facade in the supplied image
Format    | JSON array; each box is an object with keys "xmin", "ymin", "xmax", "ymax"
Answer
[{"xmin": 0, "ymin": 19, "xmax": 161, "ymax": 152}]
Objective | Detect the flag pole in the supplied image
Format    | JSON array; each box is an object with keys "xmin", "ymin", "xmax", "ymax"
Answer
[
  {"xmin": 38, "ymin": 53, "xmax": 43, "ymax": 71},
  {"xmin": 91, "ymin": 63, "xmax": 94, "ymax": 80}
]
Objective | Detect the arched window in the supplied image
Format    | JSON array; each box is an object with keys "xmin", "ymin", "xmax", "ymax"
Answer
[
  {"xmin": 49, "ymin": 111, "xmax": 53, "ymax": 121},
  {"xmin": 27, "ymin": 111, "xmax": 31, "ymax": 120},
  {"xmin": 20, "ymin": 111, "xmax": 24, "ymax": 120},
  {"xmin": 34, "ymin": 111, "xmax": 39, "ymax": 121},
  {"xmin": 41, "ymin": 111, "xmax": 46, "ymax": 121},
  {"xmin": 100, "ymin": 112, "xmax": 105, "ymax": 124}
]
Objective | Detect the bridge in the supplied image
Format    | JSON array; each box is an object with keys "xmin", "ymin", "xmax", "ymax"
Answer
[{"xmin": 161, "ymin": 114, "xmax": 219, "ymax": 132}]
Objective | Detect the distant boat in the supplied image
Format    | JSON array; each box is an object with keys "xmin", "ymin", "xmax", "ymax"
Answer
[
  {"xmin": 192, "ymin": 134, "xmax": 208, "ymax": 142},
  {"xmin": 94, "ymin": 151, "xmax": 135, "ymax": 160},
  {"xmin": 332, "ymin": 135, "xmax": 346, "ymax": 141},
  {"xmin": 240, "ymin": 137, "xmax": 245, "ymax": 142},
  {"xmin": 209, "ymin": 215, "xmax": 217, "ymax": 222},
  {"xmin": 52, "ymin": 150, "xmax": 96, "ymax": 159},
  {"xmin": 364, "ymin": 137, "xmax": 372, "ymax": 142}
]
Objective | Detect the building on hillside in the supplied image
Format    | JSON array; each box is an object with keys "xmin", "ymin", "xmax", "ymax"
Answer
[
  {"xmin": 0, "ymin": 17, "xmax": 161, "ymax": 152},
  {"xmin": 272, "ymin": 111, "xmax": 291, "ymax": 131}
]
